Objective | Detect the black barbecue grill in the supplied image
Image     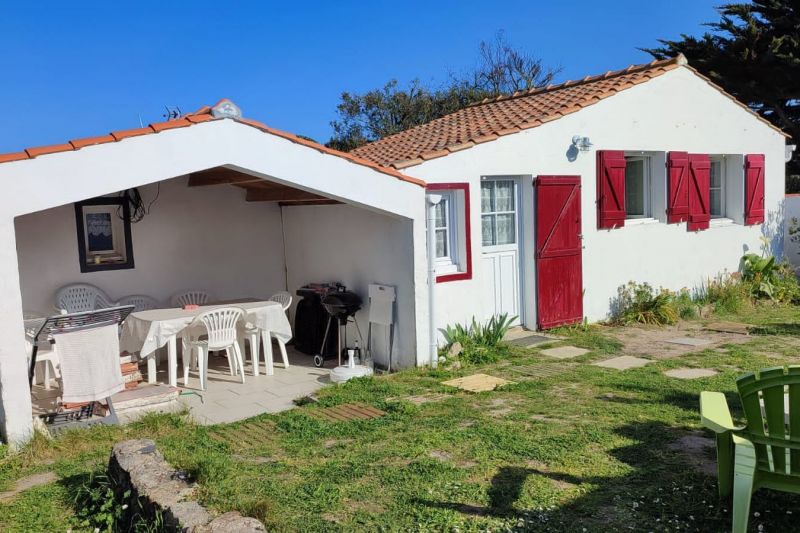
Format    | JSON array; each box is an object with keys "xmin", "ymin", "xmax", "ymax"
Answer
[
  {"xmin": 314, "ymin": 288, "xmax": 363, "ymax": 367},
  {"xmin": 321, "ymin": 290, "xmax": 362, "ymax": 319}
]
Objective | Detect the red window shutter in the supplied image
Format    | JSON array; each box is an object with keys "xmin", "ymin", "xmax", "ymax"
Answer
[
  {"xmin": 596, "ymin": 150, "xmax": 626, "ymax": 229},
  {"xmin": 745, "ymin": 154, "xmax": 765, "ymax": 225},
  {"xmin": 687, "ymin": 154, "xmax": 711, "ymax": 231},
  {"xmin": 666, "ymin": 151, "xmax": 689, "ymax": 223}
]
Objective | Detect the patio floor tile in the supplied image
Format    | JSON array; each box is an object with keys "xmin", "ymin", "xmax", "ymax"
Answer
[
  {"xmin": 540, "ymin": 346, "xmax": 589, "ymax": 359},
  {"xmin": 593, "ymin": 356, "xmax": 652, "ymax": 370}
]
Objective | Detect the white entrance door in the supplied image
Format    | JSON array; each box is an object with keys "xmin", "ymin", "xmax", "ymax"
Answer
[{"xmin": 480, "ymin": 177, "xmax": 521, "ymax": 323}]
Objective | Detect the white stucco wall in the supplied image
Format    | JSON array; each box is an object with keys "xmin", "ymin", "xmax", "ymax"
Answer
[
  {"xmin": 14, "ymin": 177, "xmax": 287, "ymax": 314},
  {"xmin": 283, "ymin": 204, "xmax": 418, "ymax": 368},
  {"xmin": 405, "ymin": 66, "xmax": 786, "ymax": 330},
  {"xmin": 784, "ymin": 195, "xmax": 800, "ymax": 268}
]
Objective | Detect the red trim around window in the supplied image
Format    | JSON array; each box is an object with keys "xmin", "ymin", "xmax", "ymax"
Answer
[{"xmin": 426, "ymin": 182, "xmax": 472, "ymax": 283}]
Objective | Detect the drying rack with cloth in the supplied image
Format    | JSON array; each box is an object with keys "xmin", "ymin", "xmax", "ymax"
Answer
[{"xmin": 28, "ymin": 305, "xmax": 134, "ymax": 431}]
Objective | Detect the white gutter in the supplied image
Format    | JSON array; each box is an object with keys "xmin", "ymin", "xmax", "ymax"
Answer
[{"xmin": 426, "ymin": 193, "xmax": 442, "ymax": 368}]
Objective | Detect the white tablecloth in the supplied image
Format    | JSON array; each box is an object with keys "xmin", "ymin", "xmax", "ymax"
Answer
[{"xmin": 119, "ymin": 301, "xmax": 292, "ymax": 358}]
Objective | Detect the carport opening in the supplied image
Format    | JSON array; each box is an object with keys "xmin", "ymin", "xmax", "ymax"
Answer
[{"xmin": 13, "ymin": 166, "xmax": 413, "ymax": 425}]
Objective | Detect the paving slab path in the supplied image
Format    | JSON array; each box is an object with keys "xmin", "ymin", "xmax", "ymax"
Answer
[
  {"xmin": 540, "ymin": 346, "xmax": 589, "ymax": 359},
  {"xmin": 663, "ymin": 368, "xmax": 718, "ymax": 379},
  {"xmin": 593, "ymin": 355, "xmax": 652, "ymax": 370}
]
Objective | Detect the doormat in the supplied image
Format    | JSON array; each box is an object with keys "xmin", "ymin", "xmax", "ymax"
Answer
[
  {"xmin": 507, "ymin": 335, "xmax": 552, "ymax": 348},
  {"xmin": 507, "ymin": 364, "xmax": 573, "ymax": 379},
  {"xmin": 442, "ymin": 373, "xmax": 515, "ymax": 392},
  {"xmin": 208, "ymin": 419, "xmax": 277, "ymax": 450},
  {"xmin": 306, "ymin": 402, "xmax": 386, "ymax": 423},
  {"xmin": 704, "ymin": 322, "xmax": 753, "ymax": 335}
]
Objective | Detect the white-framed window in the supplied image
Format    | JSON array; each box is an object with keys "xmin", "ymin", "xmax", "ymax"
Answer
[
  {"xmin": 481, "ymin": 179, "xmax": 517, "ymax": 246},
  {"xmin": 624, "ymin": 156, "xmax": 651, "ymax": 219},
  {"xmin": 710, "ymin": 157, "xmax": 726, "ymax": 218},
  {"xmin": 433, "ymin": 191, "xmax": 458, "ymax": 272},
  {"xmin": 427, "ymin": 183, "xmax": 472, "ymax": 281}
]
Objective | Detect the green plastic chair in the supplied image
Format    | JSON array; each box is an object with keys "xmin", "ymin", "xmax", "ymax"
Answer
[{"xmin": 701, "ymin": 366, "xmax": 800, "ymax": 533}]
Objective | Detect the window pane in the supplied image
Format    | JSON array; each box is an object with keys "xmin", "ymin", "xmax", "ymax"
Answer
[
  {"xmin": 482, "ymin": 215, "xmax": 495, "ymax": 246},
  {"xmin": 481, "ymin": 182, "xmax": 493, "ymax": 212},
  {"xmin": 435, "ymin": 229, "xmax": 447, "ymax": 258},
  {"xmin": 434, "ymin": 199, "xmax": 448, "ymax": 228},
  {"xmin": 496, "ymin": 214, "xmax": 516, "ymax": 244},
  {"xmin": 710, "ymin": 189, "xmax": 722, "ymax": 217},
  {"xmin": 494, "ymin": 181, "xmax": 514, "ymax": 212},
  {"xmin": 625, "ymin": 159, "xmax": 644, "ymax": 216},
  {"xmin": 710, "ymin": 161, "xmax": 722, "ymax": 189}
]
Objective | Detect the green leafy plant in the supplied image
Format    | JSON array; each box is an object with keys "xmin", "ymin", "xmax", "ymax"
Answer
[
  {"xmin": 740, "ymin": 253, "xmax": 800, "ymax": 304},
  {"xmin": 695, "ymin": 273, "xmax": 749, "ymax": 313},
  {"xmin": 611, "ymin": 282, "xmax": 679, "ymax": 326},
  {"xmin": 73, "ymin": 470, "xmax": 169, "ymax": 533},
  {"xmin": 741, "ymin": 252, "xmax": 778, "ymax": 300},
  {"xmin": 441, "ymin": 313, "xmax": 517, "ymax": 365}
]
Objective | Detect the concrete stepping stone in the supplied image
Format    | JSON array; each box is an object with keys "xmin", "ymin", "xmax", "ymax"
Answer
[
  {"xmin": 704, "ymin": 322, "xmax": 752, "ymax": 335},
  {"xmin": 540, "ymin": 346, "xmax": 589, "ymax": 359},
  {"xmin": 508, "ymin": 335, "xmax": 552, "ymax": 348},
  {"xmin": 665, "ymin": 337, "xmax": 714, "ymax": 347},
  {"xmin": 593, "ymin": 356, "xmax": 652, "ymax": 370},
  {"xmin": 442, "ymin": 373, "xmax": 515, "ymax": 392},
  {"xmin": 664, "ymin": 368, "xmax": 718, "ymax": 379},
  {"xmin": 0, "ymin": 471, "xmax": 58, "ymax": 502}
]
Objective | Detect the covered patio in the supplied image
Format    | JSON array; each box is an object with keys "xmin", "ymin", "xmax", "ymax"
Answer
[{"xmin": 0, "ymin": 100, "xmax": 429, "ymax": 445}]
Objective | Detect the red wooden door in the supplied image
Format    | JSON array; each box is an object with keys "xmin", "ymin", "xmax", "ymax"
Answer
[{"xmin": 535, "ymin": 175, "xmax": 583, "ymax": 329}]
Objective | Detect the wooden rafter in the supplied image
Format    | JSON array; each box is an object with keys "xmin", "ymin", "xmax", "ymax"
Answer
[
  {"xmin": 187, "ymin": 165, "xmax": 338, "ymax": 205},
  {"xmin": 245, "ymin": 188, "xmax": 326, "ymax": 203},
  {"xmin": 187, "ymin": 167, "xmax": 262, "ymax": 187}
]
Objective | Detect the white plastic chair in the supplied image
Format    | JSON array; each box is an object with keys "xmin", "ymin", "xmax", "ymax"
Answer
[
  {"xmin": 118, "ymin": 294, "xmax": 161, "ymax": 312},
  {"xmin": 182, "ymin": 306, "xmax": 245, "ymax": 390},
  {"xmin": 55, "ymin": 284, "xmax": 117, "ymax": 313},
  {"xmin": 244, "ymin": 292, "xmax": 293, "ymax": 374},
  {"xmin": 170, "ymin": 290, "xmax": 211, "ymax": 308},
  {"xmin": 268, "ymin": 291, "xmax": 292, "ymax": 311}
]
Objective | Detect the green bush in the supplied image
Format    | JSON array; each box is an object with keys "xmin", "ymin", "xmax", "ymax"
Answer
[
  {"xmin": 441, "ymin": 313, "xmax": 516, "ymax": 365},
  {"xmin": 695, "ymin": 273, "xmax": 749, "ymax": 313},
  {"xmin": 741, "ymin": 253, "xmax": 800, "ymax": 304},
  {"xmin": 611, "ymin": 282, "xmax": 679, "ymax": 326}
]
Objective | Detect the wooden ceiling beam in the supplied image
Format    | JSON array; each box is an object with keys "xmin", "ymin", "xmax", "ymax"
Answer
[
  {"xmin": 187, "ymin": 168, "xmax": 263, "ymax": 187},
  {"xmin": 278, "ymin": 199, "xmax": 342, "ymax": 207},
  {"xmin": 245, "ymin": 188, "xmax": 327, "ymax": 202}
]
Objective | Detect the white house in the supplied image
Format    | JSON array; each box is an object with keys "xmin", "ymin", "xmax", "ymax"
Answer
[
  {"xmin": 354, "ymin": 54, "xmax": 787, "ymax": 331},
  {"xmin": 0, "ymin": 55, "xmax": 788, "ymax": 445}
]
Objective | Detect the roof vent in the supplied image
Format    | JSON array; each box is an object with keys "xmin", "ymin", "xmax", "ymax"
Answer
[{"xmin": 211, "ymin": 99, "xmax": 242, "ymax": 120}]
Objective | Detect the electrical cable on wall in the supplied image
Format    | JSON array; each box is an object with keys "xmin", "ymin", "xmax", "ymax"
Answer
[{"xmin": 118, "ymin": 184, "xmax": 160, "ymax": 223}]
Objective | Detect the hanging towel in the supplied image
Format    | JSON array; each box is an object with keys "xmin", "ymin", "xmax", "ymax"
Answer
[{"xmin": 53, "ymin": 324, "xmax": 124, "ymax": 404}]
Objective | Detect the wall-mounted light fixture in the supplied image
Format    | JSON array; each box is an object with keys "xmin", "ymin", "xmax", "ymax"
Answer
[{"xmin": 571, "ymin": 135, "xmax": 593, "ymax": 152}]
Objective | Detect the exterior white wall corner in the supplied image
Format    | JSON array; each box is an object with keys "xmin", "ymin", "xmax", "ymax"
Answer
[{"xmin": 0, "ymin": 218, "xmax": 33, "ymax": 447}]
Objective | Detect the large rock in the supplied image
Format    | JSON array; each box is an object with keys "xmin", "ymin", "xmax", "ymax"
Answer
[{"xmin": 109, "ymin": 439, "xmax": 266, "ymax": 532}]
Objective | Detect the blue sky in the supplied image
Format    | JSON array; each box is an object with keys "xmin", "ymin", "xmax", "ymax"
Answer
[{"xmin": 0, "ymin": 1, "xmax": 721, "ymax": 152}]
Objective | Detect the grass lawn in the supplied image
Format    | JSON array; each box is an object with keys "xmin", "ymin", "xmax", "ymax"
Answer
[{"xmin": 3, "ymin": 306, "xmax": 800, "ymax": 531}]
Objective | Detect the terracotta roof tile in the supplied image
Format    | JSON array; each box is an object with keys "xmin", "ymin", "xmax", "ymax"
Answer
[
  {"xmin": 0, "ymin": 152, "xmax": 29, "ymax": 163},
  {"xmin": 25, "ymin": 143, "xmax": 74, "ymax": 158},
  {"xmin": 0, "ymin": 102, "xmax": 424, "ymax": 187},
  {"xmin": 70, "ymin": 135, "xmax": 115, "ymax": 149},
  {"xmin": 352, "ymin": 55, "xmax": 729, "ymax": 168},
  {"xmin": 150, "ymin": 118, "xmax": 192, "ymax": 132},
  {"xmin": 111, "ymin": 126, "xmax": 155, "ymax": 141}
]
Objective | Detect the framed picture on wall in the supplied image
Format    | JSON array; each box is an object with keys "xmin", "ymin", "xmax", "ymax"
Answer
[{"xmin": 74, "ymin": 197, "xmax": 135, "ymax": 272}]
